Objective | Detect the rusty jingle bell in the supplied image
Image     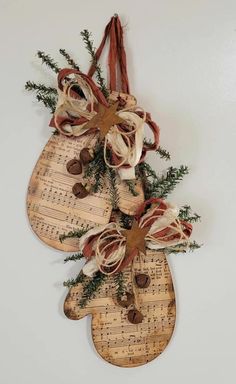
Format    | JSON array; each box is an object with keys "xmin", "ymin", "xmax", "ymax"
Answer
[
  {"xmin": 72, "ymin": 182, "xmax": 89, "ymax": 199},
  {"xmin": 66, "ymin": 159, "xmax": 82, "ymax": 175}
]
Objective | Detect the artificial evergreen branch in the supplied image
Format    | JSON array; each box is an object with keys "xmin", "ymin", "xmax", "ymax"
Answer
[
  {"xmin": 124, "ymin": 180, "xmax": 139, "ymax": 196},
  {"xmin": 63, "ymin": 271, "xmax": 86, "ymax": 287},
  {"xmin": 143, "ymin": 139, "xmax": 171, "ymax": 161},
  {"xmin": 84, "ymin": 145, "xmax": 137, "ymax": 204},
  {"xmin": 25, "ymin": 80, "xmax": 57, "ymax": 113},
  {"xmin": 136, "ymin": 163, "xmax": 150, "ymax": 199},
  {"xmin": 37, "ymin": 51, "xmax": 60, "ymax": 73},
  {"xmin": 79, "ymin": 271, "xmax": 106, "ymax": 308},
  {"xmin": 188, "ymin": 241, "xmax": 202, "ymax": 251},
  {"xmin": 83, "ymin": 145, "xmax": 121, "ymax": 207},
  {"xmin": 106, "ymin": 166, "xmax": 119, "ymax": 208},
  {"xmin": 114, "ymin": 272, "xmax": 126, "ymax": 299},
  {"xmin": 80, "ymin": 30, "xmax": 109, "ymax": 98},
  {"xmin": 59, "ymin": 49, "xmax": 80, "ymax": 70},
  {"xmin": 59, "ymin": 228, "xmax": 90, "ymax": 243},
  {"xmin": 138, "ymin": 162, "xmax": 189, "ymax": 199},
  {"xmin": 156, "ymin": 146, "xmax": 171, "ymax": 161},
  {"xmin": 36, "ymin": 93, "xmax": 57, "ymax": 113},
  {"xmin": 154, "ymin": 165, "xmax": 189, "ymax": 198},
  {"xmin": 178, "ymin": 205, "xmax": 201, "ymax": 223},
  {"xmin": 25, "ymin": 81, "xmax": 57, "ymax": 95},
  {"xmin": 138, "ymin": 161, "xmax": 158, "ymax": 180},
  {"xmin": 164, "ymin": 240, "xmax": 201, "ymax": 254},
  {"xmin": 64, "ymin": 253, "xmax": 84, "ymax": 263}
]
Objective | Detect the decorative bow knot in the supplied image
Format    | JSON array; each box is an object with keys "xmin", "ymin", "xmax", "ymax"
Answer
[
  {"xmin": 50, "ymin": 69, "xmax": 159, "ymax": 180},
  {"xmin": 80, "ymin": 198, "xmax": 192, "ymax": 277}
]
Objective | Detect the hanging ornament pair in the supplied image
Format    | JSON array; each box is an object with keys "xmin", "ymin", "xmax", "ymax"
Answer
[{"xmin": 26, "ymin": 14, "xmax": 199, "ymax": 367}]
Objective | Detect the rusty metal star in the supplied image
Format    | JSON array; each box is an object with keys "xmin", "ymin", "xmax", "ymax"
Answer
[
  {"xmin": 84, "ymin": 101, "xmax": 125, "ymax": 140},
  {"xmin": 122, "ymin": 220, "xmax": 151, "ymax": 256}
]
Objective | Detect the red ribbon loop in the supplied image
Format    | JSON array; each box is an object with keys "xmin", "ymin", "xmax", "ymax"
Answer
[{"xmin": 88, "ymin": 15, "xmax": 130, "ymax": 94}]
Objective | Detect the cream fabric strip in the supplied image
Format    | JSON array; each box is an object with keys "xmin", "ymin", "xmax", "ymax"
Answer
[
  {"xmin": 104, "ymin": 110, "xmax": 145, "ymax": 180},
  {"xmin": 81, "ymin": 223, "xmax": 126, "ymax": 277},
  {"xmin": 54, "ymin": 75, "xmax": 97, "ymax": 136}
]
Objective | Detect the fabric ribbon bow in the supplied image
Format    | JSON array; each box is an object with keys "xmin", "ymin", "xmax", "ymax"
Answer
[
  {"xmin": 50, "ymin": 69, "xmax": 159, "ymax": 180},
  {"xmin": 80, "ymin": 198, "xmax": 192, "ymax": 277}
]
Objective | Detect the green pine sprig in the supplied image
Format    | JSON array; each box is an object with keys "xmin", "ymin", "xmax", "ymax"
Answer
[
  {"xmin": 178, "ymin": 205, "xmax": 201, "ymax": 223},
  {"xmin": 79, "ymin": 272, "xmax": 106, "ymax": 308},
  {"xmin": 164, "ymin": 240, "xmax": 201, "ymax": 254},
  {"xmin": 25, "ymin": 80, "xmax": 57, "ymax": 113},
  {"xmin": 156, "ymin": 146, "xmax": 171, "ymax": 160},
  {"xmin": 36, "ymin": 93, "xmax": 57, "ymax": 113},
  {"xmin": 124, "ymin": 180, "xmax": 139, "ymax": 196},
  {"xmin": 63, "ymin": 271, "xmax": 86, "ymax": 287},
  {"xmin": 59, "ymin": 228, "xmax": 90, "ymax": 243},
  {"xmin": 138, "ymin": 161, "xmax": 157, "ymax": 181},
  {"xmin": 25, "ymin": 81, "xmax": 57, "ymax": 95},
  {"xmin": 144, "ymin": 139, "xmax": 171, "ymax": 161},
  {"xmin": 188, "ymin": 241, "xmax": 202, "ymax": 251},
  {"xmin": 64, "ymin": 253, "xmax": 84, "ymax": 263},
  {"xmin": 138, "ymin": 162, "xmax": 189, "ymax": 199},
  {"xmin": 59, "ymin": 49, "xmax": 80, "ymax": 70},
  {"xmin": 155, "ymin": 165, "xmax": 189, "ymax": 198},
  {"xmin": 80, "ymin": 30, "xmax": 109, "ymax": 98},
  {"xmin": 37, "ymin": 51, "xmax": 60, "ymax": 73},
  {"xmin": 106, "ymin": 166, "xmax": 119, "ymax": 208}
]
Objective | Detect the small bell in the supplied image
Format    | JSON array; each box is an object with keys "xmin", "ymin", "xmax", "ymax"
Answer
[
  {"xmin": 135, "ymin": 273, "xmax": 151, "ymax": 288},
  {"xmin": 72, "ymin": 183, "xmax": 89, "ymax": 198},
  {"xmin": 66, "ymin": 159, "xmax": 82, "ymax": 175},
  {"xmin": 127, "ymin": 309, "xmax": 143, "ymax": 324},
  {"xmin": 80, "ymin": 148, "xmax": 94, "ymax": 164}
]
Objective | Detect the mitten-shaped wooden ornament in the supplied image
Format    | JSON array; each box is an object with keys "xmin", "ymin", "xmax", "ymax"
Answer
[
  {"xmin": 64, "ymin": 250, "xmax": 175, "ymax": 367},
  {"xmin": 64, "ymin": 198, "xmax": 192, "ymax": 367}
]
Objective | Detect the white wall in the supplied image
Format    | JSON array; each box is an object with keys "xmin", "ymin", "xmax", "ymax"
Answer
[{"xmin": 0, "ymin": 0, "xmax": 235, "ymax": 383}]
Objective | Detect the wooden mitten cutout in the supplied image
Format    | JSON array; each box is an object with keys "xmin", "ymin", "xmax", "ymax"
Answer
[
  {"xmin": 27, "ymin": 79, "xmax": 144, "ymax": 252},
  {"xmin": 64, "ymin": 250, "xmax": 176, "ymax": 367}
]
